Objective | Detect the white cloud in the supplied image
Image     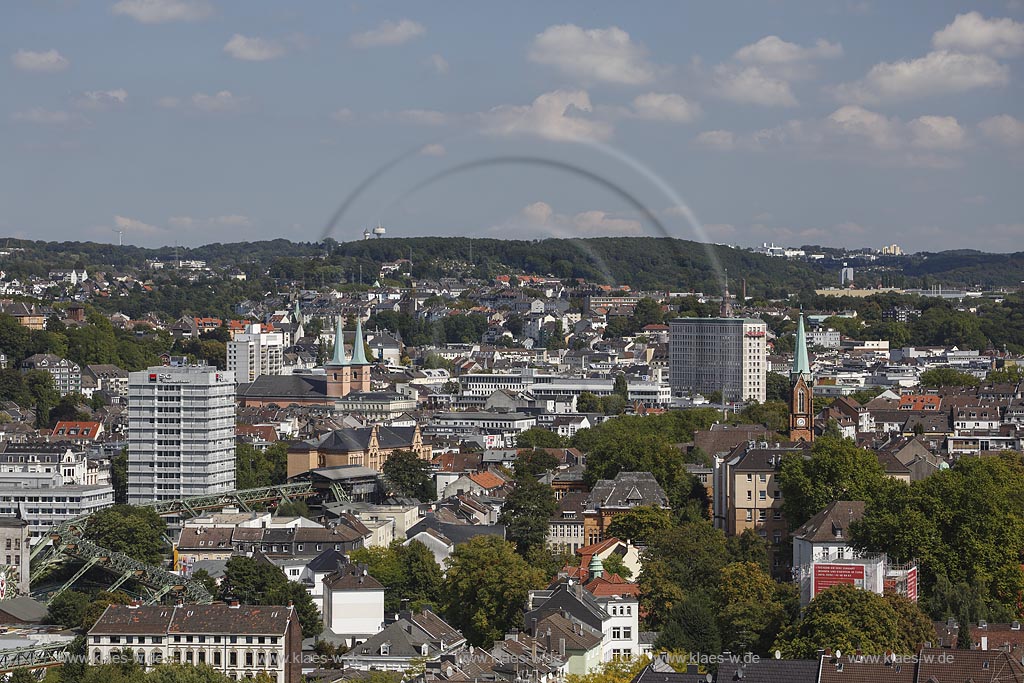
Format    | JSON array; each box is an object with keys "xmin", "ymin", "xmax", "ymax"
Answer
[
  {"xmin": 713, "ymin": 65, "xmax": 798, "ymax": 107},
  {"xmin": 513, "ymin": 201, "xmax": 643, "ymax": 236},
  {"xmin": 75, "ymin": 89, "xmax": 128, "ymax": 109},
  {"xmin": 480, "ymin": 90, "xmax": 613, "ymax": 142},
  {"xmin": 734, "ymin": 36, "xmax": 842, "ymax": 64},
  {"xmin": 826, "ymin": 105, "xmax": 901, "ymax": 149},
  {"xmin": 224, "ymin": 34, "xmax": 286, "ymax": 61},
  {"xmin": 907, "ymin": 115, "xmax": 967, "ymax": 149},
  {"xmin": 11, "ymin": 108, "xmax": 77, "ymax": 125},
  {"xmin": 114, "ymin": 215, "xmax": 162, "ymax": 235},
  {"xmin": 979, "ymin": 114, "xmax": 1024, "ymax": 146},
  {"xmin": 168, "ymin": 215, "xmax": 250, "ymax": 230},
  {"xmin": 157, "ymin": 96, "xmax": 180, "ymax": 108},
  {"xmin": 694, "ymin": 130, "xmax": 738, "ymax": 150},
  {"xmin": 933, "ymin": 12, "xmax": 1024, "ymax": 57},
  {"xmin": 111, "ymin": 0, "xmax": 212, "ymax": 23},
  {"xmin": 528, "ymin": 24, "xmax": 657, "ymax": 85},
  {"xmin": 700, "ymin": 106, "xmax": 968, "ymax": 167},
  {"xmin": 330, "ymin": 108, "xmax": 355, "ymax": 123},
  {"xmin": 191, "ymin": 90, "xmax": 246, "ymax": 113},
  {"xmin": 419, "ymin": 143, "xmax": 446, "ymax": 157},
  {"xmin": 395, "ymin": 109, "xmax": 448, "ymax": 125},
  {"xmin": 832, "ymin": 50, "xmax": 1009, "ymax": 103},
  {"xmin": 428, "ymin": 54, "xmax": 449, "ymax": 75},
  {"xmin": 350, "ymin": 19, "xmax": 425, "ymax": 48},
  {"xmin": 629, "ymin": 93, "xmax": 700, "ymax": 123},
  {"xmin": 11, "ymin": 49, "xmax": 69, "ymax": 72}
]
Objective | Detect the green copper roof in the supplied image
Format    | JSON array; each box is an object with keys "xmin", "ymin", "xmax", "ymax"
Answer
[
  {"xmin": 588, "ymin": 555, "xmax": 604, "ymax": 576},
  {"xmin": 350, "ymin": 317, "xmax": 369, "ymax": 365},
  {"xmin": 792, "ymin": 313, "xmax": 810, "ymax": 379},
  {"xmin": 328, "ymin": 317, "xmax": 348, "ymax": 366}
]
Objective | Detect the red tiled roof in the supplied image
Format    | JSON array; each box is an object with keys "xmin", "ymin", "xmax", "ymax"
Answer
[
  {"xmin": 585, "ymin": 573, "xmax": 640, "ymax": 597},
  {"xmin": 468, "ymin": 471, "xmax": 506, "ymax": 490},
  {"xmin": 51, "ymin": 421, "xmax": 102, "ymax": 440}
]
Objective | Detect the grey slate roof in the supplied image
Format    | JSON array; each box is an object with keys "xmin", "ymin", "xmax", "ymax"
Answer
[
  {"xmin": 716, "ymin": 659, "xmax": 819, "ymax": 683},
  {"xmin": 587, "ymin": 471, "xmax": 669, "ymax": 510},
  {"xmin": 238, "ymin": 374, "xmax": 326, "ymax": 401},
  {"xmin": 792, "ymin": 500, "xmax": 866, "ymax": 544},
  {"xmin": 407, "ymin": 515, "xmax": 505, "ymax": 545}
]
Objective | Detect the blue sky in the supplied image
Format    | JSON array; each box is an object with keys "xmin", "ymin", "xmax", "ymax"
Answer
[{"xmin": 3, "ymin": 0, "xmax": 1023, "ymax": 251}]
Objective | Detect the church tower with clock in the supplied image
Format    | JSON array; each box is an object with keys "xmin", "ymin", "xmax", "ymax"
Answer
[{"xmin": 789, "ymin": 313, "xmax": 814, "ymax": 442}]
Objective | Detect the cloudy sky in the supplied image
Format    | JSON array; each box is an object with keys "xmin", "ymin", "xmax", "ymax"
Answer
[{"xmin": 4, "ymin": 1, "xmax": 1023, "ymax": 252}]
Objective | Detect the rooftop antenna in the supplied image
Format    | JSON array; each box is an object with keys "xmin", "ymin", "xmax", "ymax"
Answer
[{"xmin": 112, "ymin": 228, "xmax": 124, "ymax": 246}]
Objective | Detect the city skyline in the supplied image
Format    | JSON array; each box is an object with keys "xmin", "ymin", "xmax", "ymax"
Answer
[{"xmin": 4, "ymin": 1, "xmax": 1023, "ymax": 251}]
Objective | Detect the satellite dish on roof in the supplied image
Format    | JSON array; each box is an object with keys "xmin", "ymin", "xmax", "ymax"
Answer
[{"xmin": 775, "ymin": 650, "xmax": 781, "ymax": 660}]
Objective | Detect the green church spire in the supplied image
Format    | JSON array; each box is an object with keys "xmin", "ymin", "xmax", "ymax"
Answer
[
  {"xmin": 350, "ymin": 317, "xmax": 369, "ymax": 365},
  {"xmin": 328, "ymin": 317, "xmax": 348, "ymax": 366},
  {"xmin": 792, "ymin": 312, "xmax": 811, "ymax": 381}
]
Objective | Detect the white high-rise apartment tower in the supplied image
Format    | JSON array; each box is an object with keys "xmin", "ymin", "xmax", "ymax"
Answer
[
  {"xmin": 226, "ymin": 323, "xmax": 284, "ymax": 382},
  {"xmin": 127, "ymin": 366, "xmax": 236, "ymax": 504},
  {"xmin": 669, "ymin": 317, "xmax": 767, "ymax": 403}
]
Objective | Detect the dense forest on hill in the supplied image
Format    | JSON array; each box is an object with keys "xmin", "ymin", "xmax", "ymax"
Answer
[{"xmin": 2, "ymin": 237, "xmax": 1023, "ymax": 292}]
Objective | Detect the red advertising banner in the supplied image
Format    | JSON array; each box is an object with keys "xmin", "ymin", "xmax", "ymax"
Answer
[
  {"xmin": 906, "ymin": 566, "xmax": 918, "ymax": 602},
  {"xmin": 813, "ymin": 563, "xmax": 865, "ymax": 597}
]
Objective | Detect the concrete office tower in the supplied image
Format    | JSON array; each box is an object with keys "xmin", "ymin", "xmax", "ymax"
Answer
[
  {"xmin": 669, "ymin": 317, "xmax": 767, "ymax": 403},
  {"xmin": 128, "ymin": 366, "xmax": 236, "ymax": 504},
  {"xmin": 226, "ymin": 323, "xmax": 285, "ymax": 382}
]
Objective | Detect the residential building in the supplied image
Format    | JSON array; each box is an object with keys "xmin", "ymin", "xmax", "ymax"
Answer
[
  {"xmin": 50, "ymin": 421, "xmax": 104, "ymax": 445},
  {"xmin": 669, "ymin": 318, "xmax": 767, "ymax": 403},
  {"xmin": 583, "ymin": 472, "xmax": 669, "ymax": 546},
  {"xmin": 792, "ymin": 501, "xmax": 865, "ymax": 571},
  {"xmin": 714, "ymin": 441, "xmax": 806, "ymax": 575},
  {"xmin": 88, "ymin": 603, "xmax": 303, "ymax": 683},
  {"xmin": 0, "ymin": 516, "xmax": 29, "ymax": 596},
  {"xmin": 227, "ymin": 323, "xmax": 285, "ymax": 382},
  {"xmin": 321, "ymin": 563, "xmax": 385, "ymax": 647},
  {"xmin": 0, "ymin": 441, "xmax": 104, "ymax": 485},
  {"xmin": 526, "ymin": 577, "xmax": 640, "ymax": 662},
  {"xmin": 20, "ymin": 354, "xmax": 81, "ymax": 396},
  {"xmin": 127, "ymin": 366, "xmax": 236, "ymax": 504},
  {"xmin": 341, "ymin": 609, "xmax": 466, "ymax": 671},
  {"xmin": 548, "ymin": 492, "xmax": 587, "ymax": 553}
]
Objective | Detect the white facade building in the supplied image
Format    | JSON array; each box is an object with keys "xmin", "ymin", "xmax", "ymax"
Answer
[
  {"xmin": 669, "ymin": 318, "xmax": 767, "ymax": 403},
  {"xmin": 127, "ymin": 366, "xmax": 235, "ymax": 504},
  {"xmin": 227, "ymin": 324, "xmax": 285, "ymax": 383},
  {"xmin": 0, "ymin": 472, "xmax": 113, "ymax": 541},
  {"xmin": 321, "ymin": 563, "xmax": 386, "ymax": 646}
]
